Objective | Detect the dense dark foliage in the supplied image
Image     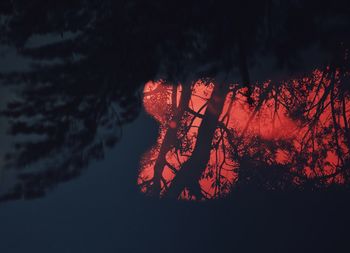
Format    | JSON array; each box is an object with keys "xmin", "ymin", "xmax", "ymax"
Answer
[{"xmin": 0, "ymin": 0, "xmax": 350, "ymax": 200}]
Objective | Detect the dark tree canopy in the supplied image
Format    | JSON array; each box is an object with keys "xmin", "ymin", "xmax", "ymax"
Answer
[{"xmin": 0, "ymin": 0, "xmax": 350, "ymax": 201}]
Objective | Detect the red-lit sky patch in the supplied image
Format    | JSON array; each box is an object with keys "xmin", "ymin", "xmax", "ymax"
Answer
[{"xmin": 139, "ymin": 69, "xmax": 350, "ymax": 200}]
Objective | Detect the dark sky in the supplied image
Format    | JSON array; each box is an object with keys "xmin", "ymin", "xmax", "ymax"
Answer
[
  {"xmin": 0, "ymin": 110, "xmax": 162, "ymax": 253},
  {"xmin": 0, "ymin": 45, "xmax": 165, "ymax": 251}
]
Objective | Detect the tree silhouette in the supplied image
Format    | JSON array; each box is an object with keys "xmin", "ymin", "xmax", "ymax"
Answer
[
  {"xmin": 0, "ymin": 0, "xmax": 350, "ymax": 201},
  {"xmin": 140, "ymin": 68, "xmax": 350, "ymax": 199}
]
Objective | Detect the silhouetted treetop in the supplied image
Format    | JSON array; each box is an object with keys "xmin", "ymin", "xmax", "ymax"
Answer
[{"xmin": 1, "ymin": 1, "xmax": 350, "ymax": 79}]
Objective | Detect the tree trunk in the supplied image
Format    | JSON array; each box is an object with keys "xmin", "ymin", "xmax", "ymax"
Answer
[
  {"xmin": 163, "ymin": 82, "xmax": 229, "ymax": 199},
  {"xmin": 150, "ymin": 82, "xmax": 192, "ymax": 196}
]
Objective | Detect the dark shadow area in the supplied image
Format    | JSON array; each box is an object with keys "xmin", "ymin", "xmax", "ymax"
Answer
[{"xmin": 133, "ymin": 189, "xmax": 350, "ymax": 253}]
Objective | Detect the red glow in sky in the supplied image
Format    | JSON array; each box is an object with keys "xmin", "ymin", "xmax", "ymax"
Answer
[{"xmin": 139, "ymin": 70, "xmax": 350, "ymax": 200}]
